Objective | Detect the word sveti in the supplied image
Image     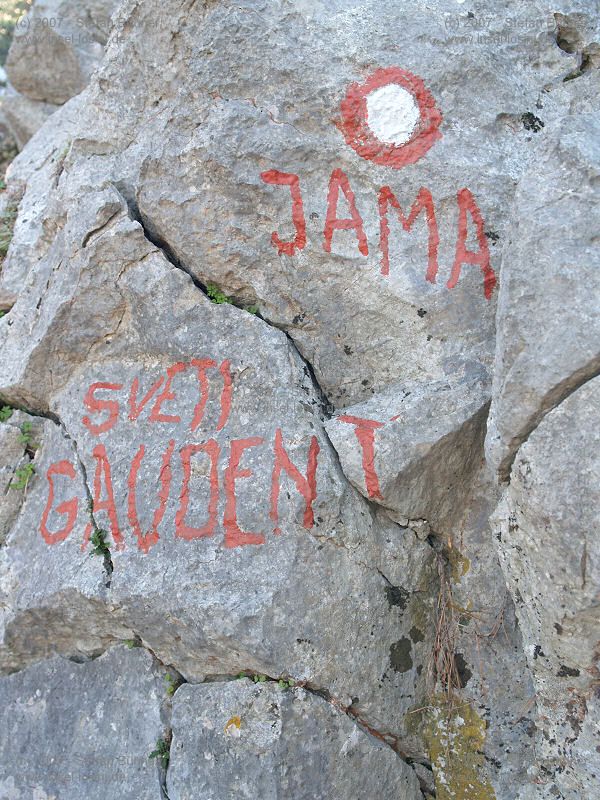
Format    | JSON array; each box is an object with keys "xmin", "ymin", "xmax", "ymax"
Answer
[
  {"xmin": 260, "ymin": 169, "xmax": 497, "ymax": 300},
  {"xmin": 39, "ymin": 360, "xmax": 321, "ymax": 552}
]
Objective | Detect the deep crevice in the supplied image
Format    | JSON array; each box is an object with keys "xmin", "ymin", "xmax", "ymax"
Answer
[
  {"xmin": 114, "ymin": 184, "xmax": 336, "ymax": 420},
  {"xmin": 58, "ymin": 419, "xmax": 114, "ymax": 587},
  {"xmin": 114, "ymin": 185, "xmax": 209, "ymax": 297},
  {"xmin": 196, "ymin": 668, "xmax": 427, "ymax": 776},
  {"xmin": 283, "ymin": 331, "xmax": 334, "ymax": 420}
]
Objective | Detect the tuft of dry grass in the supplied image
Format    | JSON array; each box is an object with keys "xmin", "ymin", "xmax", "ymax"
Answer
[{"xmin": 428, "ymin": 552, "xmax": 462, "ymax": 703}]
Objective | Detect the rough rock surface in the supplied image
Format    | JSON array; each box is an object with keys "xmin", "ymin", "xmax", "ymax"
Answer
[
  {"xmin": 0, "ymin": 1, "xmax": 598, "ymax": 798},
  {"xmin": 168, "ymin": 679, "xmax": 421, "ymax": 799},
  {"xmin": 487, "ymin": 111, "xmax": 600, "ymax": 480},
  {"xmin": 0, "ymin": 192, "xmax": 439, "ymax": 753},
  {"xmin": 325, "ymin": 372, "xmax": 489, "ymax": 535},
  {"xmin": 0, "ymin": 646, "xmax": 166, "ymax": 799},
  {"xmin": 493, "ymin": 377, "xmax": 600, "ymax": 799}
]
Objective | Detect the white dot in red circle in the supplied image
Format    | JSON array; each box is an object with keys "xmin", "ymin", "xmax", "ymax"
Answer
[{"xmin": 339, "ymin": 67, "xmax": 443, "ymax": 169}]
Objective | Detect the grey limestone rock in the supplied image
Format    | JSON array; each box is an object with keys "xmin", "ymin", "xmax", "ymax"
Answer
[
  {"xmin": 486, "ymin": 111, "xmax": 600, "ymax": 480},
  {"xmin": 0, "ymin": 2, "xmax": 599, "ymax": 799},
  {"xmin": 167, "ymin": 679, "xmax": 422, "ymax": 799},
  {"xmin": 0, "ymin": 645, "xmax": 166, "ymax": 799},
  {"xmin": 492, "ymin": 376, "xmax": 600, "ymax": 800}
]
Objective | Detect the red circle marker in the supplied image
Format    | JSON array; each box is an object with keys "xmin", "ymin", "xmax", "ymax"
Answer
[{"xmin": 339, "ymin": 67, "xmax": 443, "ymax": 169}]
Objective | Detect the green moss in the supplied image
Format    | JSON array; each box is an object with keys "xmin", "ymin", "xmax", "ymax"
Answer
[
  {"xmin": 205, "ymin": 283, "xmax": 260, "ymax": 316},
  {"xmin": 164, "ymin": 672, "xmax": 181, "ymax": 697},
  {"xmin": 89, "ymin": 527, "xmax": 110, "ymax": 558},
  {"xmin": 423, "ymin": 695, "xmax": 496, "ymax": 800}
]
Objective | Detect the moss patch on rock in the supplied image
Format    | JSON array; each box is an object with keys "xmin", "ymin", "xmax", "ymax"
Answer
[{"xmin": 424, "ymin": 695, "xmax": 496, "ymax": 800}]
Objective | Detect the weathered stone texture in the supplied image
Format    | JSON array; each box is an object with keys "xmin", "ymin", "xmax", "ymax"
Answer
[
  {"xmin": 493, "ymin": 377, "xmax": 600, "ymax": 799},
  {"xmin": 487, "ymin": 111, "xmax": 600, "ymax": 480},
  {"xmin": 168, "ymin": 680, "xmax": 421, "ymax": 799},
  {"xmin": 0, "ymin": 197, "xmax": 439, "ymax": 755},
  {"xmin": 0, "ymin": 646, "xmax": 165, "ymax": 799},
  {"xmin": 0, "ymin": 1, "xmax": 598, "ymax": 799}
]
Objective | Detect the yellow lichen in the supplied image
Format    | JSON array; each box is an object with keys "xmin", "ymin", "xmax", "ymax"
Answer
[
  {"xmin": 447, "ymin": 547, "xmax": 471, "ymax": 583},
  {"xmin": 224, "ymin": 715, "xmax": 242, "ymax": 736},
  {"xmin": 423, "ymin": 696, "xmax": 496, "ymax": 800}
]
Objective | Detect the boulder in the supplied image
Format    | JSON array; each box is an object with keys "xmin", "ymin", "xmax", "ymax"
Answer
[
  {"xmin": 0, "ymin": 646, "xmax": 166, "ymax": 799},
  {"xmin": 167, "ymin": 679, "xmax": 421, "ymax": 799},
  {"xmin": 5, "ymin": 0, "xmax": 118, "ymax": 106},
  {"xmin": 0, "ymin": 91, "xmax": 59, "ymax": 150},
  {"xmin": 0, "ymin": 191, "xmax": 438, "ymax": 761},
  {"xmin": 0, "ymin": 1, "xmax": 599, "ymax": 798},
  {"xmin": 486, "ymin": 112, "xmax": 600, "ymax": 480},
  {"xmin": 492, "ymin": 376, "xmax": 600, "ymax": 799},
  {"xmin": 0, "ymin": 0, "xmax": 118, "ymax": 150}
]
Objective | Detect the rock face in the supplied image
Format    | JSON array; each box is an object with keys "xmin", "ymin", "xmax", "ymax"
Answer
[
  {"xmin": 486, "ymin": 111, "xmax": 600, "ymax": 480},
  {"xmin": 486, "ymin": 104, "xmax": 600, "ymax": 799},
  {"xmin": 168, "ymin": 679, "xmax": 421, "ymax": 799},
  {"xmin": 0, "ymin": 1, "xmax": 598, "ymax": 799},
  {"xmin": 0, "ymin": 223, "xmax": 439, "ymax": 745},
  {"xmin": 493, "ymin": 377, "xmax": 600, "ymax": 798},
  {"xmin": 0, "ymin": 646, "xmax": 166, "ymax": 799}
]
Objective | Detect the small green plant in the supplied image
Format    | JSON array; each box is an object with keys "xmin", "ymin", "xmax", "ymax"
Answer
[
  {"xmin": 278, "ymin": 678, "xmax": 295, "ymax": 689},
  {"xmin": 149, "ymin": 737, "xmax": 170, "ymax": 769},
  {"xmin": 252, "ymin": 674, "xmax": 268, "ymax": 683},
  {"xmin": 206, "ymin": 283, "xmax": 232, "ymax": 305},
  {"xmin": 89, "ymin": 527, "xmax": 110, "ymax": 558},
  {"xmin": 19, "ymin": 420, "xmax": 37, "ymax": 450},
  {"xmin": 245, "ymin": 304, "xmax": 259, "ymax": 315},
  {"xmin": 164, "ymin": 673, "xmax": 179, "ymax": 697},
  {"xmin": 10, "ymin": 462, "xmax": 34, "ymax": 490},
  {"xmin": 124, "ymin": 639, "xmax": 138, "ymax": 649},
  {"xmin": 0, "ymin": 405, "xmax": 13, "ymax": 422},
  {"xmin": 0, "ymin": 311, "xmax": 5, "ymax": 318}
]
